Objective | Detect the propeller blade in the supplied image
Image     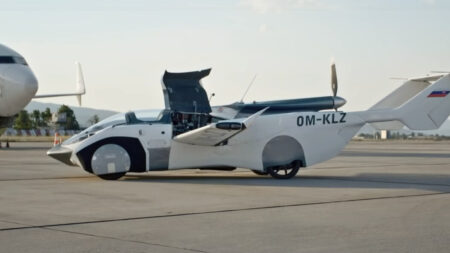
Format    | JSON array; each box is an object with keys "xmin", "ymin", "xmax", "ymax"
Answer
[{"xmin": 331, "ymin": 63, "xmax": 338, "ymax": 97}]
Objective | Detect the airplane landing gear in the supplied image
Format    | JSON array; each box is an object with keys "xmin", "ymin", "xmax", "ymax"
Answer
[{"xmin": 267, "ymin": 161, "xmax": 301, "ymax": 179}]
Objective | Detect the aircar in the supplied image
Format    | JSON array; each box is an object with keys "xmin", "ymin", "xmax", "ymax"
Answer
[{"xmin": 48, "ymin": 68, "xmax": 450, "ymax": 180}]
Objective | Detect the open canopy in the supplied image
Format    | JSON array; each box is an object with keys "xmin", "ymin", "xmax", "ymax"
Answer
[{"xmin": 161, "ymin": 69, "xmax": 212, "ymax": 114}]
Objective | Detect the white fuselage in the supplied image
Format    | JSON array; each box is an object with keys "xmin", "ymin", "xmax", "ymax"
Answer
[
  {"xmin": 0, "ymin": 44, "xmax": 38, "ymax": 119},
  {"xmin": 65, "ymin": 110, "xmax": 364, "ymax": 171},
  {"xmin": 169, "ymin": 111, "xmax": 363, "ymax": 170}
]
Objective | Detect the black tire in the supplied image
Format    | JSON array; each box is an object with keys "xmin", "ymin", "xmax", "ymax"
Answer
[
  {"xmin": 267, "ymin": 161, "xmax": 301, "ymax": 179},
  {"xmin": 98, "ymin": 172, "xmax": 126, "ymax": 180},
  {"xmin": 199, "ymin": 167, "xmax": 236, "ymax": 171},
  {"xmin": 251, "ymin": 170, "xmax": 269, "ymax": 176}
]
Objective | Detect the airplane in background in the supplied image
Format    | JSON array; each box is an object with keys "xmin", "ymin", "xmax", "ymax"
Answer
[
  {"xmin": 47, "ymin": 65, "xmax": 450, "ymax": 180},
  {"xmin": 0, "ymin": 43, "xmax": 86, "ymax": 146}
]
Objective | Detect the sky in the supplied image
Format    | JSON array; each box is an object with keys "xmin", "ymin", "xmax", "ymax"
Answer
[{"xmin": 1, "ymin": 0, "xmax": 450, "ymax": 112}]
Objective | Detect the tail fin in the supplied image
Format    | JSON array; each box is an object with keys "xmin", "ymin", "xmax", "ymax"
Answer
[
  {"xmin": 396, "ymin": 74, "xmax": 450, "ymax": 130},
  {"xmin": 75, "ymin": 62, "xmax": 86, "ymax": 106},
  {"xmin": 33, "ymin": 62, "xmax": 86, "ymax": 106},
  {"xmin": 370, "ymin": 75, "xmax": 447, "ymax": 130}
]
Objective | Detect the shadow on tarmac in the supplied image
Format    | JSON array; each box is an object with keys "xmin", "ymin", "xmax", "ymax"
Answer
[{"xmin": 120, "ymin": 172, "xmax": 450, "ymax": 192}]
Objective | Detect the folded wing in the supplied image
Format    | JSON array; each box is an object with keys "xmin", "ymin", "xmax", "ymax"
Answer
[{"xmin": 173, "ymin": 108, "xmax": 268, "ymax": 146}]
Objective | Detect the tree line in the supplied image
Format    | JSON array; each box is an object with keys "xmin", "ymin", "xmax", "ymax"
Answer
[{"xmin": 14, "ymin": 105, "xmax": 80, "ymax": 130}]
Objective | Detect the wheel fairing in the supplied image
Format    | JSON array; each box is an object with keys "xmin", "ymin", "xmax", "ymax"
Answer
[
  {"xmin": 76, "ymin": 137, "xmax": 146, "ymax": 173},
  {"xmin": 262, "ymin": 135, "xmax": 305, "ymax": 169}
]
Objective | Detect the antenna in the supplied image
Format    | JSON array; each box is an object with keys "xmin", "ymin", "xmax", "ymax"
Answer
[
  {"xmin": 240, "ymin": 74, "xmax": 257, "ymax": 103},
  {"xmin": 209, "ymin": 93, "xmax": 215, "ymax": 102}
]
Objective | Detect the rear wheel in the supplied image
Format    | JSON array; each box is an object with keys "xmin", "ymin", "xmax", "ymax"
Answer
[
  {"xmin": 267, "ymin": 161, "xmax": 301, "ymax": 179},
  {"xmin": 251, "ymin": 170, "xmax": 268, "ymax": 176}
]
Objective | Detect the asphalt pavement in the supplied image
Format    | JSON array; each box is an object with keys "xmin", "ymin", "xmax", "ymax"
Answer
[{"xmin": 0, "ymin": 141, "xmax": 449, "ymax": 253}]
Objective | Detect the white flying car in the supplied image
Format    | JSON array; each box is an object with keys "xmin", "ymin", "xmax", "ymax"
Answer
[{"xmin": 48, "ymin": 67, "xmax": 450, "ymax": 180}]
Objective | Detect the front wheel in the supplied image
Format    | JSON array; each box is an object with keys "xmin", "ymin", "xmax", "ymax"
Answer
[
  {"xmin": 98, "ymin": 172, "xmax": 126, "ymax": 180},
  {"xmin": 267, "ymin": 161, "xmax": 301, "ymax": 179},
  {"xmin": 91, "ymin": 143, "xmax": 131, "ymax": 180}
]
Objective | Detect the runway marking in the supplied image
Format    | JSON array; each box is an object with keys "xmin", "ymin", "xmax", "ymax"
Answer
[
  {"xmin": 43, "ymin": 227, "xmax": 209, "ymax": 253},
  {"xmin": 0, "ymin": 191, "xmax": 448, "ymax": 232},
  {"xmin": 0, "ymin": 219, "xmax": 208, "ymax": 252}
]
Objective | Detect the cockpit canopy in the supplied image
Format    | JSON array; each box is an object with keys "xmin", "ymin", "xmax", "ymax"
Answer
[
  {"xmin": 0, "ymin": 44, "xmax": 28, "ymax": 66},
  {"xmin": 0, "ymin": 56, "xmax": 28, "ymax": 65},
  {"xmin": 63, "ymin": 109, "xmax": 165, "ymax": 145}
]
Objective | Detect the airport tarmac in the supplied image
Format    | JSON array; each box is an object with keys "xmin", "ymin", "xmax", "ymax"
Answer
[{"xmin": 0, "ymin": 141, "xmax": 449, "ymax": 253}]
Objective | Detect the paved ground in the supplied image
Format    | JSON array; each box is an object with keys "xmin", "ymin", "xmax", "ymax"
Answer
[{"xmin": 0, "ymin": 141, "xmax": 449, "ymax": 253}]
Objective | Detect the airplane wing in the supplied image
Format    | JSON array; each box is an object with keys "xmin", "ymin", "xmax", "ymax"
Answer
[
  {"xmin": 173, "ymin": 108, "xmax": 268, "ymax": 146},
  {"xmin": 33, "ymin": 62, "xmax": 86, "ymax": 106}
]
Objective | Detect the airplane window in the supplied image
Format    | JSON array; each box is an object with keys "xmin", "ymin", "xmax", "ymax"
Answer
[
  {"xmin": 14, "ymin": 57, "xmax": 28, "ymax": 66},
  {"xmin": 0, "ymin": 56, "xmax": 15, "ymax": 64},
  {"xmin": 0, "ymin": 56, "xmax": 28, "ymax": 65}
]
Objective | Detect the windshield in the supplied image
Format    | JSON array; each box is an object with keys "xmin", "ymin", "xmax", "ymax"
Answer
[
  {"xmin": 63, "ymin": 110, "xmax": 163, "ymax": 145},
  {"xmin": 86, "ymin": 113, "xmax": 126, "ymax": 133},
  {"xmin": 0, "ymin": 56, "xmax": 28, "ymax": 65}
]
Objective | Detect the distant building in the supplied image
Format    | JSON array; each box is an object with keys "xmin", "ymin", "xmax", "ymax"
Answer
[
  {"xmin": 52, "ymin": 112, "xmax": 66, "ymax": 124},
  {"xmin": 380, "ymin": 130, "xmax": 389, "ymax": 140}
]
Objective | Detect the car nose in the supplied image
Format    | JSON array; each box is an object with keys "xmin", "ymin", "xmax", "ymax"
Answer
[{"xmin": 47, "ymin": 145, "xmax": 76, "ymax": 166}]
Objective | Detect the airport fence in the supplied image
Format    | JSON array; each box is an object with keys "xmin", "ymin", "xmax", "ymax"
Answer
[{"xmin": 1, "ymin": 128, "xmax": 81, "ymax": 137}]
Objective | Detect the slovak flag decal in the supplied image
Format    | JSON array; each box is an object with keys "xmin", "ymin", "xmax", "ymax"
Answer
[{"xmin": 427, "ymin": 90, "xmax": 450, "ymax": 98}]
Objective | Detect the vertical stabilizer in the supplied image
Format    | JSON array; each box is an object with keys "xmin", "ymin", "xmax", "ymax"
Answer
[
  {"xmin": 361, "ymin": 74, "xmax": 450, "ymax": 130},
  {"xmin": 370, "ymin": 75, "xmax": 443, "ymax": 130},
  {"xmin": 396, "ymin": 75, "xmax": 450, "ymax": 130},
  {"xmin": 76, "ymin": 62, "xmax": 86, "ymax": 106}
]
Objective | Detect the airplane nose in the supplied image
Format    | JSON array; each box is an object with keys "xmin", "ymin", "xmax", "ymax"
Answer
[
  {"xmin": 21, "ymin": 68, "xmax": 38, "ymax": 95},
  {"xmin": 0, "ymin": 65, "xmax": 38, "ymax": 95},
  {"xmin": 0, "ymin": 65, "xmax": 39, "ymax": 116}
]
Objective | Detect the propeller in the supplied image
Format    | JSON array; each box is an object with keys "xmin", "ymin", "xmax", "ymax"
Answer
[
  {"xmin": 330, "ymin": 61, "xmax": 346, "ymax": 111},
  {"xmin": 331, "ymin": 62, "xmax": 338, "ymax": 97}
]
